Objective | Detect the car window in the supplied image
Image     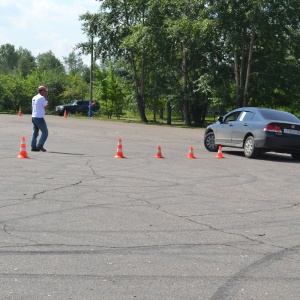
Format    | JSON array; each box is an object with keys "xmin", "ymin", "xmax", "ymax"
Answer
[
  {"xmin": 238, "ymin": 111, "xmax": 255, "ymax": 122},
  {"xmin": 77, "ymin": 101, "xmax": 83, "ymax": 105},
  {"xmin": 224, "ymin": 111, "xmax": 241, "ymax": 123},
  {"xmin": 259, "ymin": 109, "xmax": 300, "ymax": 123}
]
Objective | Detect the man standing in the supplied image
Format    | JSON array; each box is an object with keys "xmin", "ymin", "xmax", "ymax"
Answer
[{"xmin": 31, "ymin": 86, "xmax": 49, "ymax": 152}]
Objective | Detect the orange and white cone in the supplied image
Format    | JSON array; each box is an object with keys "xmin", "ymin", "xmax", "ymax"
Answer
[
  {"xmin": 215, "ymin": 146, "xmax": 225, "ymax": 158},
  {"xmin": 18, "ymin": 107, "xmax": 22, "ymax": 116},
  {"xmin": 17, "ymin": 136, "xmax": 29, "ymax": 159},
  {"xmin": 115, "ymin": 138, "xmax": 125, "ymax": 158},
  {"xmin": 155, "ymin": 146, "xmax": 164, "ymax": 158},
  {"xmin": 187, "ymin": 146, "xmax": 196, "ymax": 159},
  {"xmin": 63, "ymin": 110, "xmax": 67, "ymax": 118}
]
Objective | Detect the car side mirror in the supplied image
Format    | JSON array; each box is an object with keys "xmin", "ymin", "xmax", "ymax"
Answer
[{"xmin": 218, "ymin": 116, "xmax": 223, "ymax": 123}]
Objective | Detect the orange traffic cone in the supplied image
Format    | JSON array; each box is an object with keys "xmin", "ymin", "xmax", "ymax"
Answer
[
  {"xmin": 18, "ymin": 107, "xmax": 22, "ymax": 116},
  {"xmin": 155, "ymin": 146, "xmax": 164, "ymax": 158},
  {"xmin": 215, "ymin": 146, "xmax": 225, "ymax": 158},
  {"xmin": 115, "ymin": 138, "xmax": 125, "ymax": 158},
  {"xmin": 63, "ymin": 110, "xmax": 67, "ymax": 118},
  {"xmin": 17, "ymin": 136, "xmax": 29, "ymax": 159},
  {"xmin": 187, "ymin": 146, "xmax": 196, "ymax": 158}
]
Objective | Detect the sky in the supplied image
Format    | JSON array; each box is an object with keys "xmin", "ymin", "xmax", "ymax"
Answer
[{"xmin": 0, "ymin": 0, "xmax": 100, "ymax": 66}]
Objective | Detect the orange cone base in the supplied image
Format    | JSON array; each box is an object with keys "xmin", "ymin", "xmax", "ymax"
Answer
[
  {"xmin": 187, "ymin": 147, "xmax": 196, "ymax": 158},
  {"xmin": 17, "ymin": 153, "xmax": 29, "ymax": 159},
  {"xmin": 215, "ymin": 147, "xmax": 225, "ymax": 158},
  {"xmin": 17, "ymin": 136, "xmax": 29, "ymax": 159},
  {"xmin": 114, "ymin": 138, "xmax": 125, "ymax": 158},
  {"xmin": 155, "ymin": 146, "xmax": 164, "ymax": 158}
]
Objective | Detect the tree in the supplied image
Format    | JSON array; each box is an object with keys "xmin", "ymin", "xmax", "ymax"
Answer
[
  {"xmin": 0, "ymin": 74, "xmax": 32, "ymax": 113},
  {"xmin": 36, "ymin": 51, "xmax": 65, "ymax": 73},
  {"xmin": 63, "ymin": 51, "xmax": 86, "ymax": 76},
  {"xmin": 79, "ymin": 2, "xmax": 151, "ymax": 123},
  {"xmin": 95, "ymin": 62, "xmax": 125, "ymax": 118},
  {"xmin": 61, "ymin": 73, "xmax": 89, "ymax": 101},
  {"xmin": 203, "ymin": 0, "xmax": 300, "ymax": 108},
  {"xmin": 0, "ymin": 44, "xmax": 18, "ymax": 74},
  {"xmin": 27, "ymin": 69, "xmax": 67, "ymax": 110},
  {"xmin": 15, "ymin": 47, "xmax": 36, "ymax": 77}
]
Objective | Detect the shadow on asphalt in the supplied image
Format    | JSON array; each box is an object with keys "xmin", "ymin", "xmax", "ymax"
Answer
[
  {"xmin": 223, "ymin": 150, "xmax": 298, "ymax": 163},
  {"xmin": 48, "ymin": 152, "xmax": 85, "ymax": 156}
]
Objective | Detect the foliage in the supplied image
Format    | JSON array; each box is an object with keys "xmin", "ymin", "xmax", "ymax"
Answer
[
  {"xmin": 0, "ymin": 74, "xmax": 30, "ymax": 112},
  {"xmin": 0, "ymin": 1, "xmax": 299, "ymax": 125},
  {"xmin": 94, "ymin": 62, "xmax": 126, "ymax": 118},
  {"xmin": 61, "ymin": 73, "xmax": 89, "ymax": 102},
  {"xmin": 36, "ymin": 51, "xmax": 65, "ymax": 73},
  {"xmin": 63, "ymin": 51, "xmax": 86, "ymax": 77}
]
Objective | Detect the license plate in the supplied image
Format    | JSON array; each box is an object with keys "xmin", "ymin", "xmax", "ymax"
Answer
[{"xmin": 284, "ymin": 128, "xmax": 300, "ymax": 135}]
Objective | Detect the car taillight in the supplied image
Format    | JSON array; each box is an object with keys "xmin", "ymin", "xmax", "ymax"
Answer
[{"xmin": 263, "ymin": 124, "xmax": 282, "ymax": 134}]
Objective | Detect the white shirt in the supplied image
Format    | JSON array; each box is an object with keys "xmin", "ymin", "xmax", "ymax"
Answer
[{"xmin": 32, "ymin": 94, "xmax": 48, "ymax": 118}]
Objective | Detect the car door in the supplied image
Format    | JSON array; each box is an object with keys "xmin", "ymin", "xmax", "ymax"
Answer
[
  {"xmin": 76, "ymin": 100, "xmax": 83, "ymax": 113},
  {"xmin": 215, "ymin": 111, "xmax": 242, "ymax": 145},
  {"xmin": 231, "ymin": 111, "xmax": 256, "ymax": 146}
]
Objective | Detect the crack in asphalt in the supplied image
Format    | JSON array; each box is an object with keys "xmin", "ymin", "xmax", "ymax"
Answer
[
  {"xmin": 140, "ymin": 202, "xmax": 291, "ymax": 251},
  {"xmin": 3, "ymin": 224, "xmax": 38, "ymax": 245},
  {"xmin": 0, "ymin": 180, "xmax": 83, "ymax": 209},
  {"xmin": 1, "ymin": 183, "xmax": 295, "ymax": 255},
  {"xmin": 1, "ymin": 160, "xmax": 299, "ymax": 300},
  {"xmin": 0, "ymin": 273, "xmax": 299, "ymax": 281},
  {"xmin": 0, "ymin": 244, "xmax": 250, "ymax": 254},
  {"xmin": 210, "ymin": 244, "xmax": 300, "ymax": 300},
  {"xmin": 33, "ymin": 180, "xmax": 83, "ymax": 200},
  {"xmin": 179, "ymin": 201, "xmax": 300, "ymax": 217}
]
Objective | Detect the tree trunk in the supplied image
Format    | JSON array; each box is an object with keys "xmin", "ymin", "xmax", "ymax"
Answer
[
  {"xmin": 167, "ymin": 100, "xmax": 171, "ymax": 125},
  {"xmin": 137, "ymin": 93, "xmax": 147, "ymax": 122},
  {"xmin": 243, "ymin": 33, "xmax": 255, "ymax": 107},
  {"xmin": 131, "ymin": 53, "xmax": 148, "ymax": 123},
  {"xmin": 159, "ymin": 107, "xmax": 163, "ymax": 119},
  {"xmin": 234, "ymin": 49, "xmax": 240, "ymax": 107},
  {"xmin": 182, "ymin": 42, "xmax": 191, "ymax": 126},
  {"xmin": 153, "ymin": 98, "xmax": 157, "ymax": 122},
  {"xmin": 239, "ymin": 29, "xmax": 246, "ymax": 107}
]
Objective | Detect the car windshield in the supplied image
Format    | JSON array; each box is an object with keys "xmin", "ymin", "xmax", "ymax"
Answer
[{"xmin": 259, "ymin": 109, "xmax": 300, "ymax": 123}]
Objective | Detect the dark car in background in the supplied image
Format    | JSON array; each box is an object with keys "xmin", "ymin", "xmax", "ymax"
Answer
[
  {"xmin": 55, "ymin": 100, "xmax": 100, "ymax": 116},
  {"xmin": 204, "ymin": 107, "xmax": 300, "ymax": 160}
]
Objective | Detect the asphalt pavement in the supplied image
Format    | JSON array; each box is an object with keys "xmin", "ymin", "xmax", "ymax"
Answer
[{"xmin": 0, "ymin": 114, "xmax": 299, "ymax": 300}]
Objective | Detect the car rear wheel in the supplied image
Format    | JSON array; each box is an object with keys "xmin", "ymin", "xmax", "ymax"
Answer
[
  {"xmin": 291, "ymin": 153, "xmax": 300, "ymax": 161},
  {"xmin": 244, "ymin": 136, "xmax": 259, "ymax": 158},
  {"xmin": 204, "ymin": 132, "xmax": 218, "ymax": 152}
]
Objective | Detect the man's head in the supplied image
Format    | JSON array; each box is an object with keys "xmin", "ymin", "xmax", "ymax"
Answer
[{"xmin": 38, "ymin": 86, "xmax": 48, "ymax": 95}]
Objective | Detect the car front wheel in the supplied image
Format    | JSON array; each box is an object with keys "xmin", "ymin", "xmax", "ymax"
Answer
[
  {"xmin": 204, "ymin": 132, "xmax": 218, "ymax": 152},
  {"xmin": 244, "ymin": 136, "xmax": 259, "ymax": 158}
]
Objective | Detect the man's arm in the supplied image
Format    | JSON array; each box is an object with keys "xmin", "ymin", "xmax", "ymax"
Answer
[{"xmin": 44, "ymin": 97, "xmax": 49, "ymax": 109}]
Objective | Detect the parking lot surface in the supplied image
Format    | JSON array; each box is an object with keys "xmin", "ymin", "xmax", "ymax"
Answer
[{"xmin": 0, "ymin": 114, "xmax": 299, "ymax": 300}]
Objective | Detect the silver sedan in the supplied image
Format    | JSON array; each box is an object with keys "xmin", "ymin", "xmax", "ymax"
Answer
[{"xmin": 204, "ymin": 107, "xmax": 300, "ymax": 160}]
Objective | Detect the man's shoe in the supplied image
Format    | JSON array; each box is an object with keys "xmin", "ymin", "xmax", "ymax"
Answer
[
  {"xmin": 37, "ymin": 146, "xmax": 47, "ymax": 152},
  {"xmin": 31, "ymin": 148, "xmax": 40, "ymax": 152}
]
